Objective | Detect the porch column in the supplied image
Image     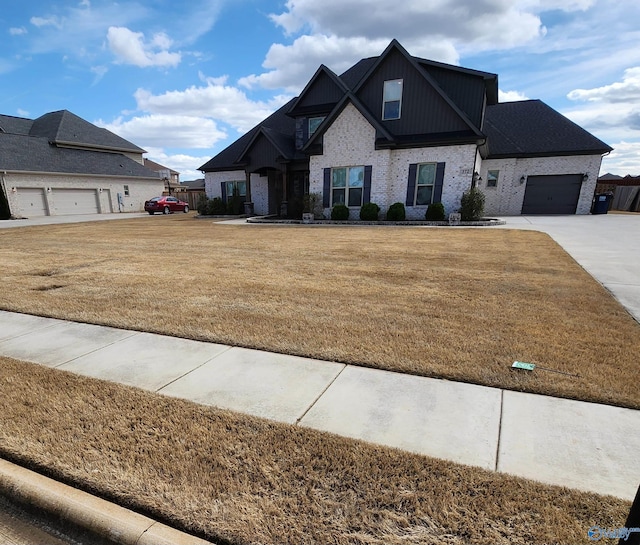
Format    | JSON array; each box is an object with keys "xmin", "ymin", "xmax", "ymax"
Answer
[
  {"xmin": 280, "ymin": 168, "xmax": 288, "ymax": 217},
  {"xmin": 244, "ymin": 170, "xmax": 254, "ymax": 216}
]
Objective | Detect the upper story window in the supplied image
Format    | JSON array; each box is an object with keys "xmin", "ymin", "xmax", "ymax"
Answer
[
  {"xmin": 487, "ymin": 170, "xmax": 499, "ymax": 188},
  {"xmin": 123, "ymin": 184, "xmax": 130, "ymax": 196},
  {"xmin": 308, "ymin": 116, "xmax": 325, "ymax": 137},
  {"xmin": 382, "ymin": 79, "xmax": 403, "ymax": 120}
]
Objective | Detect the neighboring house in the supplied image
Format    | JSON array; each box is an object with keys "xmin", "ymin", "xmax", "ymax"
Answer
[
  {"xmin": 596, "ymin": 173, "xmax": 640, "ymax": 212},
  {"xmin": 0, "ymin": 110, "xmax": 163, "ymax": 218},
  {"xmin": 199, "ymin": 40, "xmax": 612, "ymax": 218},
  {"xmin": 143, "ymin": 158, "xmax": 182, "ymax": 195}
]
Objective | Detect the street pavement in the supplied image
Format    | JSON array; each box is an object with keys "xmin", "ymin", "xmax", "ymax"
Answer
[{"xmin": 0, "ymin": 212, "xmax": 639, "ymax": 505}]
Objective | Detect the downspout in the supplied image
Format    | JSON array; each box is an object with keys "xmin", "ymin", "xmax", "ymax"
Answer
[{"xmin": 472, "ymin": 138, "xmax": 487, "ymax": 189}]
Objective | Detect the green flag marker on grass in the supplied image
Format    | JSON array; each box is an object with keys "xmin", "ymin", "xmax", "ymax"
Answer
[
  {"xmin": 511, "ymin": 361, "xmax": 580, "ymax": 377},
  {"xmin": 512, "ymin": 361, "xmax": 536, "ymax": 371}
]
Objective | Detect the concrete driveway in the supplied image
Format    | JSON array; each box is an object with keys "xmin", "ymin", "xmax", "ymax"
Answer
[
  {"xmin": 0, "ymin": 212, "xmax": 149, "ymax": 229},
  {"xmin": 494, "ymin": 214, "xmax": 640, "ymax": 323}
]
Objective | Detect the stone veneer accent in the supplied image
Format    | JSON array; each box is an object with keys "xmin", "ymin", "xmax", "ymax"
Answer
[{"xmin": 309, "ymin": 103, "xmax": 478, "ymax": 219}]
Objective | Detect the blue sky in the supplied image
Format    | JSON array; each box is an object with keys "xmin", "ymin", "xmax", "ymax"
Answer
[{"xmin": 2, "ymin": 0, "xmax": 639, "ymax": 180}]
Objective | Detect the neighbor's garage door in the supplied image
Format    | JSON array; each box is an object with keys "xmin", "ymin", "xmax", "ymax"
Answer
[
  {"xmin": 52, "ymin": 189, "xmax": 99, "ymax": 215},
  {"xmin": 17, "ymin": 188, "xmax": 48, "ymax": 217},
  {"xmin": 522, "ymin": 174, "xmax": 583, "ymax": 214}
]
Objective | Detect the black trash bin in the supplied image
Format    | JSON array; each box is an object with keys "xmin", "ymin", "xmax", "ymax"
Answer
[{"xmin": 592, "ymin": 193, "xmax": 613, "ymax": 214}]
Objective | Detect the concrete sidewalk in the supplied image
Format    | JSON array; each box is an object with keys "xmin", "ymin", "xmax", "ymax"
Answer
[{"xmin": 1, "ymin": 310, "xmax": 638, "ymax": 501}]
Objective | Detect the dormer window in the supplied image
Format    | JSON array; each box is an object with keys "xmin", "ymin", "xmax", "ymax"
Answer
[
  {"xmin": 382, "ymin": 79, "xmax": 403, "ymax": 120},
  {"xmin": 308, "ymin": 116, "xmax": 325, "ymax": 137}
]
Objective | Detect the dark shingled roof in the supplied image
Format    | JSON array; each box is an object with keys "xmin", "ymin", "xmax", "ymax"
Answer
[
  {"xmin": 0, "ymin": 114, "xmax": 33, "ymax": 135},
  {"xmin": 484, "ymin": 100, "xmax": 612, "ymax": 158},
  {"xmin": 199, "ymin": 98, "xmax": 298, "ymax": 171},
  {"xmin": 0, "ymin": 133, "xmax": 157, "ymax": 178},
  {"xmin": 29, "ymin": 110, "xmax": 146, "ymax": 153}
]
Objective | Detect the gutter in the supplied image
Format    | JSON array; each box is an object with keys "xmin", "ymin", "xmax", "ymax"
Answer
[{"xmin": 0, "ymin": 458, "xmax": 214, "ymax": 545}]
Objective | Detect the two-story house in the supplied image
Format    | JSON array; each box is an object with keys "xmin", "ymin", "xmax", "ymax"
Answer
[{"xmin": 199, "ymin": 40, "xmax": 612, "ymax": 218}]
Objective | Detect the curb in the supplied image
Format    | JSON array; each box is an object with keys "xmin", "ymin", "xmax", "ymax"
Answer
[{"xmin": 0, "ymin": 458, "xmax": 215, "ymax": 545}]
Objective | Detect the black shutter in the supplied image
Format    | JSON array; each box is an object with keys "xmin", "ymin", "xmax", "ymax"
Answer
[
  {"xmin": 323, "ymin": 168, "xmax": 331, "ymax": 208},
  {"xmin": 434, "ymin": 162, "xmax": 445, "ymax": 203},
  {"xmin": 406, "ymin": 163, "xmax": 417, "ymax": 206},
  {"xmin": 220, "ymin": 181, "xmax": 227, "ymax": 202},
  {"xmin": 363, "ymin": 165, "xmax": 372, "ymax": 204}
]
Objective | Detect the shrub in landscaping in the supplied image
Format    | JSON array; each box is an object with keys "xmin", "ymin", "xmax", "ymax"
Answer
[
  {"xmin": 208, "ymin": 197, "xmax": 227, "ymax": 215},
  {"xmin": 425, "ymin": 202, "xmax": 445, "ymax": 221},
  {"xmin": 386, "ymin": 202, "xmax": 406, "ymax": 221},
  {"xmin": 331, "ymin": 204, "xmax": 349, "ymax": 220},
  {"xmin": 459, "ymin": 187, "xmax": 485, "ymax": 221},
  {"xmin": 359, "ymin": 202, "xmax": 380, "ymax": 221},
  {"xmin": 196, "ymin": 195, "xmax": 209, "ymax": 215}
]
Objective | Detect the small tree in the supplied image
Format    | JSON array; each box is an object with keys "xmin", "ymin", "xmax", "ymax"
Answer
[
  {"xmin": 196, "ymin": 195, "xmax": 209, "ymax": 215},
  {"xmin": 302, "ymin": 192, "xmax": 322, "ymax": 218},
  {"xmin": 459, "ymin": 187, "xmax": 485, "ymax": 221}
]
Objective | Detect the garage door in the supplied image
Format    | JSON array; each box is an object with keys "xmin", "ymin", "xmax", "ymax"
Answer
[
  {"xmin": 17, "ymin": 188, "xmax": 48, "ymax": 217},
  {"xmin": 52, "ymin": 189, "xmax": 99, "ymax": 215},
  {"xmin": 522, "ymin": 174, "xmax": 583, "ymax": 215}
]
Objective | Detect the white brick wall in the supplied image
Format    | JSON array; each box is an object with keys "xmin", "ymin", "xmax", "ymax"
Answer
[
  {"xmin": 205, "ymin": 171, "xmax": 270, "ymax": 214},
  {"xmin": 309, "ymin": 103, "xmax": 478, "ymax": 219},
  {"xmin": 205, "ymin": 104, "xmax": 606, "ymax": 219},
  {"xmin": 477, "ymin": 155, "xmax": 604, "ymax": 215},
  {"xmin": 4, "ymin": 172, "xmax": 163, "ymax": 217}
]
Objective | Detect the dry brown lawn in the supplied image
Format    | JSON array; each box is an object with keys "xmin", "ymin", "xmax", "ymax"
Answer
[
  {"xmin": 0, "ymin": 214, "xmax": 638, "ymax": 408},
  {"xmin": 0, "ymin": 357, "xmax": 630, "ymax": 545}
]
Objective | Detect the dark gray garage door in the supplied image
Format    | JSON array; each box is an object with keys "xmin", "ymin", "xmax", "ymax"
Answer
[{"xmin": 522, "ymin": 174, "xmax": 583, "ymax": 214}]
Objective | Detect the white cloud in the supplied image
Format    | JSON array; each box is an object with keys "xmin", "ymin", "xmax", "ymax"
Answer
[
  {"xmin": 239, "ymin": 35, "xmax": 395, "ymax": 92},
  {"xmin": 17, "ymin": 108, "xmax": 29, "ymax": 117},
  {"xmin": 133, "ymin": 77, "xmax": 292, "ymax": 133},
  {"xmin": 30, "ymin": 16, "xmax": 63, "ymax": 29},
  {"xmin": 567, "ymin": 67, "xmax": 640, "ymax": 104},
  {"xmin": 143, "ymin": 149, "xmax": 212, "ymax": 180},
  {"xmin": 242, "ymin": 0, "xmax": 553, "ymax": 92},
  {"xmin": 564, "ymin": 67, "xmax": 640, "ymax": 145},
  {"xmin": 107, "ymin": 27, "xmax": 181, "ymax": 68},
  {"xmin": 270, "ymin": 0, "xmax": 543, "ymax": 50},
  {"xmin": 96, "ymin": 114, "xmax": 227, "ymax": 149},
  {"xmin": 91, "ymin": 65, "xmax": 108, "ymax": 85},
  {"xmin": 499, "ymin": 90, "xmax": 530, "ymax": 102},
  {"xmin": 600, "ymin": 141, "xmax": 640, "ymax": 176},
  {"xmin": 9, "ymin": 27, "xmax": 27, "ymax": 36}
]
